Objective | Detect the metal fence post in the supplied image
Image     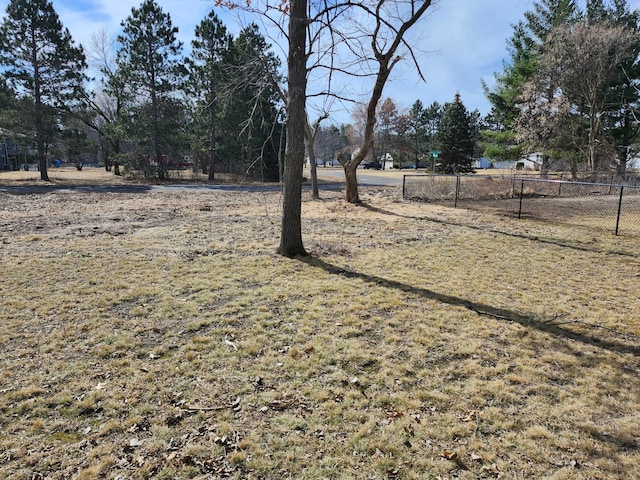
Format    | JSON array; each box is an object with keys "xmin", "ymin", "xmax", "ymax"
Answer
[
  {"xmin": 454, "ymin": 175, "xmax": 460, "ymax": 208},
  {"xmin": 518, "ymin": 179, "xmax": 525, "ymax": 219},
  {"xmin": 615, "ymin": 186, "xmax": 624, "ymax": 236},
  {"xmin": 402, "ymin": 175, "xmax": 406, "ymax": 198}
]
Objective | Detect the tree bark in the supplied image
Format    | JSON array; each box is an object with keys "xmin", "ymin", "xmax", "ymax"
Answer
[
  {"xmin": 207, "ymin": 75, "xmax": 217, "ymax": 181},
  {"xmin": 208, "ymin": 104, "xmax": 216, "ymax": 182},
  {"xmin": 277, "ymin": 0, "xmax": 308, "ymax": 257},
  {"xmin": 34, "ymin": 65, "xmax": 49, "ymax": 181},
  {"xmin": 344, "ymin": 164, "xmax": 360, "ymax": 203},
  {"xmin": 540, "ymin": 155, "xmax": 549, "ymax": 179},
  {"xmin": 304, "ymin": 118, "xmax": 320, "ymax": 200}
]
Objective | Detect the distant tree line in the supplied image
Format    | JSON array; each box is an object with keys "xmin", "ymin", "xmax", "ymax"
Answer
[
  {"xmin": 0, "ymin": 0, "xmax": 283, "ymax": 181},
  {"xmin": 2, "ymin": 0, "xmax": 639, "ymax": 183},
  {"xmin": 337, "ymin": 94, "xmax": 481, "ymax": 174}
]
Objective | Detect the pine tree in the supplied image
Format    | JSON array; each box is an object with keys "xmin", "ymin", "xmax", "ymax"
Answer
[
  {"xmin": 0, "ymin": 78, "xmax": 17, "ymax": 134},
  {"xmin": 116, "ymin": 0, "xmax": 185, "ymax": 180},
  {"xmin": 224, "ymin": 24, "xmax": 283, "ymax": 181},
  {"xmin": 524, "ymin": 0, "xmax": 581, "ymax": 41},
  {"xmin": 187, "ymin": 11, "xmax": 233, "ymax": 181},
  {"xmin": 0, "ymin": 0, "xmax": 87, "ymax": 180},
  {"xmin": 436, "ymin": 93, "xmax": 476, "ymax": 174},
  {"xmin": 409, "ymin": 100, "xmax": 429, "ymax": 168}
]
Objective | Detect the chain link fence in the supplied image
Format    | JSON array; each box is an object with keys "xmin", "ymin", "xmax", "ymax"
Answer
[{"xmin": 403, "ymin": 174, "xmax": 640, "ymax": 236}]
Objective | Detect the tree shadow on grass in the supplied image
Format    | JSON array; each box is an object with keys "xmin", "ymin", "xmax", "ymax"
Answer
[
  {"xmin": 299, "ymin": 255, "xmax": 640, "ymax": 358},
  {"xmin": 359, "ymin": 202, "xmax": 637, "ymax": 258}
]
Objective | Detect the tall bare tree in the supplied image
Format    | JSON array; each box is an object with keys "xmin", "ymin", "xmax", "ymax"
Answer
[
  {"xmin": 305, "ymin": 113, "xmax": 329, "ymax": 199},
  {"xmin": 277, "ymin": 0, "xmax": 308, "ymax": 256},
  {"xmin": 217, "ymin": 0, "xmax": 434, "ymax": 254},
  {"xmin": 338, "ymin": 0, "xmax": 434, "ymax": 203},
  {"xmin": 79, "ymin": 29, "xmax": 127, "ymax": 174}
]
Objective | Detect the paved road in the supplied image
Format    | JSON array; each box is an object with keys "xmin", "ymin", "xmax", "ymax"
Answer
[{"xmin": 312, "ymin": 168, "xmax": 405, "ymax": 187}]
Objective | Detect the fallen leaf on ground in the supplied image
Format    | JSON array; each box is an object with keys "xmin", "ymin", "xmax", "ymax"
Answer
[
  {"xmin": 461, "ymin": 410, "xmax": 478, "ymax": 422},
  {"xmin": 442, "ymin": 450, "xmax": 457, "ymax": 460}
]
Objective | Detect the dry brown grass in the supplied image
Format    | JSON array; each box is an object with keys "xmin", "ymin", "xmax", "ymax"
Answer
[
  {"xmin": 0, "ymin": 166, "xmax": 132, "ymax": 186},
  {"xmin": 1, "ymin": 168, "xmax": 639, "ymax": 479}
]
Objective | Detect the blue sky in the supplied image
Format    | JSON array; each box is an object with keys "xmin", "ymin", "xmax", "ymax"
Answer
[{"xmin": 2, "ymin": 0, "xmax": 640, "ymax": 123}]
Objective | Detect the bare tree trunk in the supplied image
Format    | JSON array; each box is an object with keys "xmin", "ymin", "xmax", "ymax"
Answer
[
  {"xmin": 341, "ymin": 0, "xmax": 433, "ymax": 203},
  {"xmin": 34, "ymin": 68, "xmax": 49, "ymax": 181},
  {"xmin": 37, "ymin": 139, "xmax": 48, "ymax": 181},
  {"xmin": 208, "ymin": 127, "xmax": 216, "ymax": 181},
  {"xmin": 151, "ymin": 86, "xmax": 166, "ymax": 181},
  {"xmin": 307, "ymin": 137, "xmax": 319, "ymax": 199},
  {"xmin": 277, "ymin": 0, "xmax": 308, "ymax": 257},
  {"xmin": 540, "ymin": 155, "xmax": 549, "ymax": 179},
  {"xmin": 208, "ymin": 108, "xmax": 216, "ymax": 182},
  {"xmin": 208, "ymin": 83, "xmax": 217, "ymax": 181},
  {"xmin": 344, "ymin": 164, "xmax": 359, "ymax": 203},
  {"xmin": 617, "ymin": 151, "xmax": 628, "ymax": 177},
  {"xmin": 304, "ymin": 117, "xmax": 324, "ymax": 200}
]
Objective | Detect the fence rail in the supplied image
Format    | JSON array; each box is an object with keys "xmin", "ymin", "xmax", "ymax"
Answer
[{"xmin": 403, "ymin": 174, "xmax": 640, "ymax": 236}]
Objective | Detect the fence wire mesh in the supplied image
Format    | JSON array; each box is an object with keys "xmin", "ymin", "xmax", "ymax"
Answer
[{"xmin": 403, "ymin": 174, "xmax": 640, "ymax": 236}]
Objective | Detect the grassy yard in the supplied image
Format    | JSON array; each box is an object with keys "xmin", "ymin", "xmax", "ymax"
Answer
[{"xmin": 0, "ymin": 175, "xmax": 639, "ymax": 479}]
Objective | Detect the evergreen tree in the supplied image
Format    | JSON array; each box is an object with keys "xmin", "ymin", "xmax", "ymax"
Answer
[
  {"xmin": 409, "ymin": 100, "xmax": 429, "ymax": 168},
  {"xmin": 0, "ymin": 78, "xmax": 18, "ymax": 170},
  {"xmin": 0, "ymin": 0, "xmax": 87, "ymax": 180},
  {"xmin": 508, "ymin": 1, "xmax": 640, "ymax": 175},
  {"xmin": 424, "ymin": 102, "xmax": 442, "ymax": 169},
  {"xmin": 187, "ymin": 11, "xmax": 233, "ymax": 181},
  {"xmin": 314, "ymin": 125, "xmax": 346, "ymax": 164},
  {"xmin": 0, "ymin": 78, "xmax": 18, "ymax": 135},
  {"xmin": 436, "ymin": 93, "xmax": 476, "ymax": 174},
  {"xmin": 484, "ymin": 1, "xmax": 581, "ymax": 131},
  {"xmin": 222, "ymin": 24, "xmax": 283, "ymax": 181},
  {"xmin": 517, "ymin": 19, "xmax": 639, "ymax": 174},
  {"xmin": 116, "ymin": 0, "xmax": 185, "ymax": 180},
  {"xmin": 524, "ymin": 0, "xmax": 581, "ymax": 42},
  {"xmin": 375, "ymin": 98, "xmax": 401, "ymax": 167}
]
